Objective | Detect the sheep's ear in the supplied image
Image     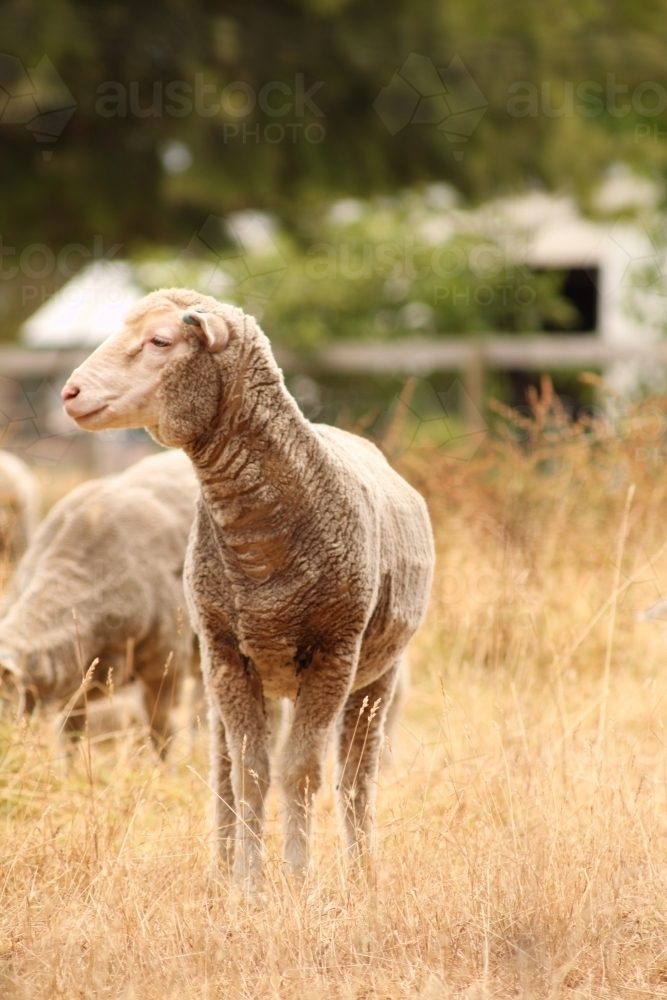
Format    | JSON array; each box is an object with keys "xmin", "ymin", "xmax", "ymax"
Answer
[{"xmin": 182, "ymin": 309, "xmax": 230, "ymax": 352}]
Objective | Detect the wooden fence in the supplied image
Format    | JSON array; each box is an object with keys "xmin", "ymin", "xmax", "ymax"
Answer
[{"xmin": 1, "ymin": 334, "xmax": 665, "ymax": 415}]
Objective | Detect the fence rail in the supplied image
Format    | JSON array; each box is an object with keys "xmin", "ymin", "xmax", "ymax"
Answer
[
  {"xmin": 1, "ymin": 334, "xmax": 664, "ymax": 381},
  {"xmin": 311, "ymin": 334, "xmax": 667, "ymax": 375},
  {"xmin": 1, "ymin": 335, "xmax": 664, "ymax": 446},
  {"xmin": 0, "ymin": 335, "xmax": 661, "ymax": 469}
]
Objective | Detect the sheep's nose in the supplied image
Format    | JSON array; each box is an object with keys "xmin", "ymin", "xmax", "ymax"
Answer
[{"xmin": 61, "ymin": 383, "xmax": 80, "ymax": 401}]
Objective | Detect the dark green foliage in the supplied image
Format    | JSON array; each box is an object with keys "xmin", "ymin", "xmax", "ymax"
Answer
[{"xmin": 2, "ymin": 0, "xmax": 667, "ymax": 252}]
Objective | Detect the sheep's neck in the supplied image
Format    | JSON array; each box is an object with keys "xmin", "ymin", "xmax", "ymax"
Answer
[{"xmin": 185, "ymin": 358, "xmax": 315, "ymax": 583}]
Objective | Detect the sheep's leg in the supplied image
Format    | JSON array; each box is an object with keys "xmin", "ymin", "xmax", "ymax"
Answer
[
  {"xmin": 208, "ymin": 699, "xmax": 236, "ymax": 869},
  {"xmin": 337, "ymin": 662, "xmax": 399, "ymax": 868},
  {"xmin": 383, "ymin": 656, "xmax": 408, "ymax": 750},
  {"xmin": 207, "ymin": 646, "xmax": 269, "ymax": 887},
  {"xmin": 280, "ymin": 650, "xmax": 355, "ymax": 880}
]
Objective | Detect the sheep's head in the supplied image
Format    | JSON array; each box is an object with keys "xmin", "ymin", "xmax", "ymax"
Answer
[{"xmin": 62, "ymin": 290, "xmax": 244, "ymax": 447}]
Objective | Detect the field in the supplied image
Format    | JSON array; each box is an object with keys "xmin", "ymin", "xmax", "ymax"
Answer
[{"xmin": 4, "ymin": 380, "xmax": 667, "ymax": 998}]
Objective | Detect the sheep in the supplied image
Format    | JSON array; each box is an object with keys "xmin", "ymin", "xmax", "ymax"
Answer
[
  {"xmin": 0, "ymin": 450, "xmax": 40, "ymax": 585},
  {"xmin": 0, "ymin": 449, "xmax": 200, "ymax": 753},
  {"xmin": 61, "ymin": 289, "xmax": 435, "ymax": 884}
]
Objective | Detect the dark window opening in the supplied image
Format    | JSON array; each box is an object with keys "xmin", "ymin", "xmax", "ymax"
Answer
[
  {"xmin": 504, "ymin": 266, "xmax": 600, "ymax": 411},
  {"xmin": 542, "ymin": 266, "xmax": 599, "ymax": 333}
]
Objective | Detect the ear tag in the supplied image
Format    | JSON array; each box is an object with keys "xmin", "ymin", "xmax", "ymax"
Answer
[{"xmin": 182, "ymin": 309, "xmax": 207, "ymax": 326}]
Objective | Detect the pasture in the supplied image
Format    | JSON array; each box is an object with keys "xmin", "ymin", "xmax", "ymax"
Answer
[{"xmin": 3, "ymin": 382, "xmax": 667, "ymax": 998}]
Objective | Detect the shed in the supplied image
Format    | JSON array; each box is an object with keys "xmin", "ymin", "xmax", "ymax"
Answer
[{"xmin": 20, "ymin": 260, "xmax": 143, "ymax": 348}]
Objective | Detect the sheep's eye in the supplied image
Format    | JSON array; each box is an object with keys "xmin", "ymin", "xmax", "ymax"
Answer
[{"xmin": 150, "ymin": 336, "xmax": 171, "ymax": 347}]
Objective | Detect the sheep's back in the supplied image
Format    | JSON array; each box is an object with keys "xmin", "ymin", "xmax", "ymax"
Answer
[
  {"xmin": 313, "ymin": 424, "xmax": 435, "ymax": 644},
  {"xmin": 115, "ymin": 449, "xmax": 199, "ymax": 522},
  {"xmin": 313, "ymin": 424, "xmax": 434, "ymax": 572},
  {"xmin": 1, "ymin": 451, "xmax": 199, "ymax": 659}
]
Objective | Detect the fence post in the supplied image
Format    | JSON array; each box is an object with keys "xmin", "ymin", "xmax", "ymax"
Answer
[{"xmin": 463, "ymin": 344, "xmax": 485, "ymax": 425}]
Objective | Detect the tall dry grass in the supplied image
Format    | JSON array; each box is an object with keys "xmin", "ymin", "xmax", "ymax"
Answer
[{"xmin": 3, "ymin": 381, "xmax": 667, "ymax": 997}]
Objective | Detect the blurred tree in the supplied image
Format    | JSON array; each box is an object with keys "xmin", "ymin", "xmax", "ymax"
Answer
[
  {"xmin": 136, "ymin": 192, "xmax": 579, "ymax": 351},
  {"xmin": 2, "ymin": 0, "xmax": 667, "ymax": 254}
]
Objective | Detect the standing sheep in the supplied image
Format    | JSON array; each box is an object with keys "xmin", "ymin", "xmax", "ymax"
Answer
[
  {"xmin": 0, "ymin": 450, "xmax": 40, "ymax": 584},
  {"xmin": 62, "ymin": 289, "xmax": 435, "ymax": 883},
  {"xmin": 0, "ymin": 450, "xmax": 199, "ymax": 752}
]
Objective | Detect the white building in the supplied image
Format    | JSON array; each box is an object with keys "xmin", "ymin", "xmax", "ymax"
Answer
[
  {"xmin": 17, "ymin": 261, "xmax": 149, "ymax": 472},
  {"xmin": 423, "ymin": 175, "xmax": 667, "ymax": 393},
  {"xmin": 20, "ymin": 179, "xmax": 667, "ymax": 399},
  {"xmin": 21, "ymin": 260, "xmax": 143, "ymax": 349}
]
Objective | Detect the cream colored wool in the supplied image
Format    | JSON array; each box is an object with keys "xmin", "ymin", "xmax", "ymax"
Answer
[
  {"xmin": 0, "ymin": 450, "xmax": 199, "ymax": 751},
  {"xmin": 62, "ymin": 291, "xmax": 435, "ymax": 883},
  {"xmin": 0, "ymin": 449, "xmax": 40, "ymax": 572}
]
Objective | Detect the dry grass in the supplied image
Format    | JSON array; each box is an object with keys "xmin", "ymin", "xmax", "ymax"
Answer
[{"xmin": 4, "ymin": 381, "xmax": 667, "ymax": 997}]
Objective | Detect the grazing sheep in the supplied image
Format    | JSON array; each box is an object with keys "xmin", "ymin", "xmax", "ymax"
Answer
[
  {"xmin": 62, "ymin": 290, "xmax": 435, "ymax": 883},
  {"xmin": 0, "ymin": 449, "xmax": 199, "ymax": 753},
  {"xmin": 0, "ymin": 450, "xmax": 40, "ymax": 582}
]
